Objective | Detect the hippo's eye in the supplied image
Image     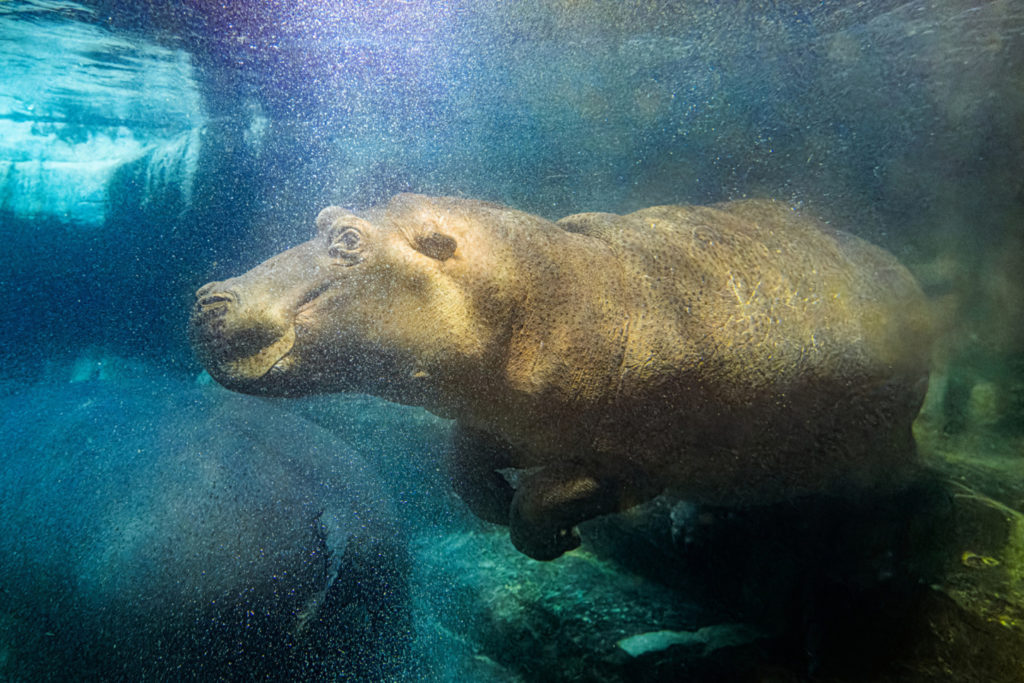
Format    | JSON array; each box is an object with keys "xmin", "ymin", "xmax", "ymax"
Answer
[{"xmin": 328, "ymin": 227, "xmax": 362, "ymax": 260}]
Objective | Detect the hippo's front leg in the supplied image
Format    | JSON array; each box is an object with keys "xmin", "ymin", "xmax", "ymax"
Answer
[
  {"xmin": 510, "ymin": 465, "xmax": 628, "ymax": 561},
  {"xmin": 447, "ymin": 425, "xmax": 516, "ymax": 525}
]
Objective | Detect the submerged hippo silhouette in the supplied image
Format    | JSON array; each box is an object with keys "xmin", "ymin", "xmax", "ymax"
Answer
[{"xmin": 190, "ymin": 193, "xmax": 932, "ymax": 560}]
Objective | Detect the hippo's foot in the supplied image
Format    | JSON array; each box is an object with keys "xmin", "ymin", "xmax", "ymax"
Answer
[
  {"xmin": 509, "ymin": 466, "xmax": 621, "ymax": 561},
  {"xmin": 447, "ymin": 425, "xmax": 515, "ymax": 525}
]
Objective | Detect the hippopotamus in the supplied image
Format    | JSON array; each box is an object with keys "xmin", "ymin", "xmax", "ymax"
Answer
[
  {"xmin": 0, "ymin": 378, "xmax": 410, "ymax": 679},
  {"xmin": 190, "ymin": 193, "xmax": 932, "ymax": 560}
]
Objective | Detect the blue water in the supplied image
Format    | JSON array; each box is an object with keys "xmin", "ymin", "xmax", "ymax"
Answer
[{"xmin": 1, "ymin": 0, "xmax": 1022, "ymax": 679}]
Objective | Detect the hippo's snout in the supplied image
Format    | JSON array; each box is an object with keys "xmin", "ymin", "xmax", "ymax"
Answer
[
  {"xmin": 189, "ymin": 281, "xmax": 297, "ymax": 391},
  {"xmin": 191, "ymin": 284, "xmax": 239, "ymax": 332}
]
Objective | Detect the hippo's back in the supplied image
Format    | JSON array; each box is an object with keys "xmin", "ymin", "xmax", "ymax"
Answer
[{"xmin": 560, "ymin": 199, "xmax": 932, "ymax": 503}]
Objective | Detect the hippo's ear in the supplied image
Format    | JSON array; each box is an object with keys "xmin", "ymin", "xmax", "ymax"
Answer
[{"xmin": 412, "ymin": 231, "xmax": 458, "ymax": 261}]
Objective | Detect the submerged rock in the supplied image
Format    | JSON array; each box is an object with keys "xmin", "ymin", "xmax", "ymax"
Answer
[
  {"xmin": 616, "ymin": 624, "xmax": 759, "ymax": 658},
  {"xmin": 410, "ymin": 528, "xmax": 769, "ymax": 681}
]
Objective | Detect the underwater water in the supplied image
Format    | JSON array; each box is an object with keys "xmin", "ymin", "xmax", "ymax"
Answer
[{"xmin": 1, "ymin": 0, "xmax": 1023, "ymax": 680}]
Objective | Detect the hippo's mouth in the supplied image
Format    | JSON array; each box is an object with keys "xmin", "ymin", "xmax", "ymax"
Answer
[
  {"xmin": 189, "ymin": 301, "xmax": 298, "ymax": 387},
  {"xmin": 239, "ymin": 281, "xmax": 333, "ymax": 378},
  {"xmin": 218, "ymin": 325, "xmax": 296, "ymax": 381},
  {"xmin": 190, "ymin": 278, "xmax": 336, "ymax": 392}
]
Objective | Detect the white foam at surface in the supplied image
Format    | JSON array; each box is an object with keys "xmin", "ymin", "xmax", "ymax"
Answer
[
  {"xmin": 0, "ymin": 4, "xmax": 206, "ymax": 227},
  {"xmin": 144, "ymin": 128, "xmax": 203, "ymax": 209}
]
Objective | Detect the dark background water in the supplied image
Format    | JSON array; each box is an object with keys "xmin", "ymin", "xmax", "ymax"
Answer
[{"xmin": 1, "ymin": 0, "xmax": 1021, "ymax": 383}]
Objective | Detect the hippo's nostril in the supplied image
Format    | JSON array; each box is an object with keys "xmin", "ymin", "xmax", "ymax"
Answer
[
  {"xmin": 200, "ymin": 293, "xmax": 232, "ymax": 305},
  {"xmin": 196, "ymin": 290, "xmax": 236, "ymax": 311}
]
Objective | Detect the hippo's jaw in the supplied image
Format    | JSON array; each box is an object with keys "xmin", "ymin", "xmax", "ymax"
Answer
[
  {"xmin": 204, "ymin": 324, "xmax": 296, "ymax": 386},
  {"xmin": 189, "ymin": 283, "xmax": 305, "ymax": 395}
]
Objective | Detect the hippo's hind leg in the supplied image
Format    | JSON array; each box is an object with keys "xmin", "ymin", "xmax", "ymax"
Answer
[
  {"xmin": 510, "ymin": 465, "xmax": 629, "ymax": 561},
  {"xmin": 447, "ymin": 425, "xmax": 516, "ymax": 525}
]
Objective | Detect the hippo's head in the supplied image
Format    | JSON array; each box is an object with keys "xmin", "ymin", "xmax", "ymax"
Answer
[{"xmin": 189, "ymin": 194, "xmax": 515, "ymax": 403}]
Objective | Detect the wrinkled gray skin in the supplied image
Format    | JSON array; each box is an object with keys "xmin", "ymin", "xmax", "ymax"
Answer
[{"xmin": 190, "ymin": 193, "xmax": 932, "ymax": 560}]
